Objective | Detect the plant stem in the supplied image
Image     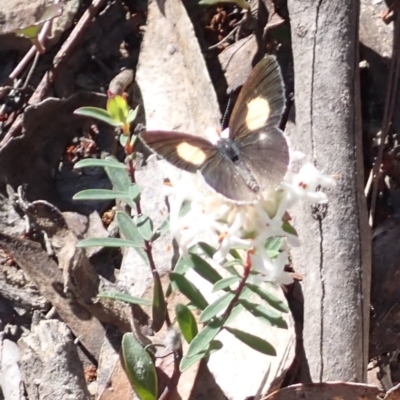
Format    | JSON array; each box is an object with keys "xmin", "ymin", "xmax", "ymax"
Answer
[{"xmin": 221, "ymin": 250, "xmax": 252, "ymax": 323}]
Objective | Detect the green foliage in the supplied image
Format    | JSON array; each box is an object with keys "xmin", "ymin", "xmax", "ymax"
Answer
[
  {"xmin": 212, "ymin": 276, "xmax": 241, "ymax": 292},
  {"xmin": 169, "ymin": 273, "xmax": 208, "ymax": 310},
  {"xmin": 185, "ymin": 317, "xmax": 224, "ymax": 359},
  {"xmin": 224, "ymin": 327, "xmax": 276, "ymax": 356},
  {"xmin": 122, "ymin": 333, "xmax": 158, "ymax": 400},
  {"xmin": 175, "ymin": 303, "xmax": 198, "ymax": 343},
  {"xmin": 198, "ymin": 0, "xmax": 250, "ymax": 9},
  {"xmin": 98, "ymin": 291, "xmax": 152, "ymax": 306},
  {"xmin": 199, "ymin": 292, "xmax": 235, "ymax": 323},
  {"xmin": 180, "ymin": 340, "xmax": 222, "ymax": 372},
  {"xmin": 152, "ymin": 274, "xmax": 166, "ymax": 332}
]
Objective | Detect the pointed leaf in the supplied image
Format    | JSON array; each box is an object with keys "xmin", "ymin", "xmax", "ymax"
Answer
[
  {"xmin": 224, "ymin": 327, "xmax": 276, "ymax": 355},
  {"xmin": 180, "ymin": 340, "xmax": 222, "ymax": 372},
  {"xmin": 225, "ymin": 287, "xmax": 253, "ymax": 324},
  {"xmin": 175, "ymin": 303, "xmax": 198, "ymax": 343},
  {"xmin": 151, "ymin": 217, "xmax": 169, "ymax": 241},
  {"xmin": 186, "ymin": 317, "xmax": 224, "ymax": 358},
  {"xmin": 198, "ymin": 0, "xmax": 250, "ymax": 9},
  {"xmin": 74, "ymin": 158, "xmax": 127, "ymax": 169},
  {"xmin": 127, "ymin": 106, "xmax": 139, "ymax": 124},
  {"xmin": 129, "ymin": 184, "xmax": 141, "ymax": 201},
  {"xmin": 212, "ymin": 276, "xmax": 241, "ymax": 292},
  {"xmin": 239, "ymin": 299, "xmax": 288, "ymax": 329},
  {"xmin": 107, "ymin": 95, "xmax": 129, "ymax": 123},
  {"xmin": 98, "ymin": 291, "xmax": 152, "ymax": 306},
  {"xmin": 189, "ymin": 254, "xmax": 222, "ymax": 284},
  {"xmin": 152, "ymin": 274, "xmax": 166, "ymax": 332},
  {"xmin": 77, "ymin": 237, "xmax": 143, "ymax": 248},
  {"xmin": 196, "ymin": 242, "xmax": 217, "ymax": 258},
  {"xmin": 223, "ymin": 259, "xmax": 244, "ymax": 268},
  {"xmin": 73, "ymin": 189, "xmax": 129, "ymax": 200},
  {"xmin": 199, "ymin": 292, "xmax": 235, "ymax": 323},
  {"xmin": 136, "ymin": 214, "xmax": 154, "ymax": 241},
  {"xmin": 282, "ymin": 221, "xmax": 298, "ymax": 236},
  {"xmin": 169, "ymin": 273, "xmax": 208, "ymax": 310},
  {"xmin": 14, "ymin": 24, "xmax": 43, "ymax": 39},
  {"xmin": 74, "ymin": 107, "xmax": 122, "ymax": 127},
  {"xmin": 264, "ymin": 237, "xmax": 284, "ymax": 252},
  {"xmin": 116, "ymin": 211, "xmax": 148, "ymax": 263},
  {"xmin": 122, "ymin": 333, "xmax": 157, "ymax": 400},
  {"xmin": 245, "ymin": 283, "xmax": 289, "ymax": 313},
  {"xmin": 105, "ymin": 158, "xmax": 135, "ymax": 208}
]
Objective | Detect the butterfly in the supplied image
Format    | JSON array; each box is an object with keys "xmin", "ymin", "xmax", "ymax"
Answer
[{"xmin": 139, "ymin": 55, "xmax": 289, "ymax": 203}]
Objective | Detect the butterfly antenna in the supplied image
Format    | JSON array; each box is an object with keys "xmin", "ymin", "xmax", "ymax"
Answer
[{"xmin": 221, "ymin": 96, "xmax": 233, "ymax": 129}]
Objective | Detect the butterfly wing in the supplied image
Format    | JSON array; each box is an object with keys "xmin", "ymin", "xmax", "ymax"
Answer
[
  {"xmin": 229, "ymin": 55, "xmax": 285, "ymax": 140},
  {"xmin": 236, "ymin": 126, "xmax": 289, "ymax": 193},
  {"xmin": 200, "ymin": 155, "xmax": 261, "ymax": 202},
  {"xmin": 139, "ymin": 131, "xmax": 217, "ymax": 172}
]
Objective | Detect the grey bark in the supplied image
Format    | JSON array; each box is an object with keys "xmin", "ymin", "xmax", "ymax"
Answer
[{"xmin": 286, "ymin": 0, "xmax": 371, "ymax": 382}]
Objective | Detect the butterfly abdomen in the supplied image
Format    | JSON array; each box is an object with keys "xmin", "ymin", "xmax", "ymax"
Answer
[
  {"xmin": 234, "ymin": 159, "xmax": 260, "ymax": 193},
  {"xmin": 217, "ymin": 138, "xmax": 260, "ymax": 193}
]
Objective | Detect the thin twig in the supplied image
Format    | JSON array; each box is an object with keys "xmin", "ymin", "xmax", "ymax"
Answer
[
  {"xmin": 368, "ymin": 12, "xmax": 400, "ymax": 226},
  {"xmin": 208, "ymin": 26, "xmax": 239, "ymax": 50}
]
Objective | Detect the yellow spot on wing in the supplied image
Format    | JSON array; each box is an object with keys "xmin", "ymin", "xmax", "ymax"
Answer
[
  {"xmin": 177, "ymin": 142, "xmax": 207, "ymax": 165},
  {"xmin": 246, "ymin": 97, "xmax": 270, "ymax": 130}
]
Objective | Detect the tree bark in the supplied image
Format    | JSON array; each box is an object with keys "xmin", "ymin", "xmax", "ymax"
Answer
[{"xmin": 286, "ymin": 0, "xmax": 371, "ymax": 382}]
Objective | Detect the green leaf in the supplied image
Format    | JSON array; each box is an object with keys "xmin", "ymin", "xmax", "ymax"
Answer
[
  {"xmin": 74, "ymin": 158, "xmax": 127, "ymax": 169},
  {"xmin": 189, "ymin": 254, "xmax": 222, "ymax": 284},
  {"xmin": 129, "ymin": 184, "xmax": 141, "ymax": 201},
  {"xmin": 180, "ymin": 340, "xmax": 222, "ymax": 372},
  {"xmin": 98, "ymin": 291, "xmax": 152, "ymax": 306},
  {"xmin": 239, "ymin": 300, "xmax": 288, "ymax": 329},
  {"xmin": 14, "ymin": 25, "xmax": 42, "ymax": 39},
  {"xmin": 122, "ymin": 333, "xmax": 158, "ymax": 400},
  {"xmin": 152, "ymin": 274, "xmax": 166, "ymax": 332},
  {"xmin": 73, "ymin": 189, "xmax": 129, "ymax": 200},
  {"xmin": 196, "ymin": 242, "xmax": 217, "ymax": 258},
  {"xmin": 169, "ymin": 273, "xmax": 208, "ymax": 310},
  {"xmin": 198, "ymin": 0, "xmax": 250, "ymax": 9},
  {"xmin": 116, "ymin": 211, "xmax": 148, "ymax": 263},
  {"xmin": 223, "ymin": 259, "xmax": 244, "ymax": 269},
  {"xmin": 186, "ymin": 317, "xmax": 224, "ymax": 358},
  {"xmin": 199, "ymin": 292, "xmax": 235, "ymax": 323},
  {"xmin": 127, "ymin": 106, "xmax": 139, "ymax": 124},
  {"xmin": 74, "ymin": 107, "xmax": 122, "ymax": 127},
  {"xmin": 224, "ymin": 327, "xmax": 276, "ymax": 356},
  {"xmin": 136, "ymin": 214, "xmax": 154, "ymax": 241},
  {"xmin": 175, "ymin": 303, "xmax": 198, "ymax": 343},
  {"xmin": 225, "ymin": 287, "xmax": 253, "ymax": 324},
  {"xmin": 13, "ymin": 3, "xmax": 63, "ymax": 38},
  {"xmin": 77, "ymin": 237, "xmax": 143, "ymax": 248},
  {"xmin": 105, "ymin": 158, "xmax": 135, "ymax": 208},
  {"xmin": 245, "ymin": 283, "xmax": 289, "ymax": 313},
  {"xmin": 282, "ymin": 221, "xmax": 298, "ymax": 236},
  {"xmin": 229, "ymin": 248, "xmax": 242, "ymax": 260},
  {"xmin": 107, "ymin": 95, "xmax": 129, "ymax": 123},
  {"xmin": 264, "ymin": 237, "xmax": 284, "ymax": 252},
  {"xmin": 151, "ymin": 217, "xmax": 169, "ymax": 241},
  {"xmin": 265, "ymin": 237, "xmax": 285, "ymax": 260},
  {"xmin": 212, "ymin": 276, "xmax": 241, "ymax": 292}
]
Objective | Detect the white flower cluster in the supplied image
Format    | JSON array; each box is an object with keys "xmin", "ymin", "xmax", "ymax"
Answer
[{"xmin": 164, "ymin": 150, "xmax": 336, "ymax": 286}]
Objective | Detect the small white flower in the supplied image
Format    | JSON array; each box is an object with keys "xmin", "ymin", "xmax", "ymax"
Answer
[
  {"xmin": 163, "ymin": 148, "xmax": 331, "ymax": 285},
  {"xmin": 250, "ymin": 250, "xmax": 293, "ymax": 285}
]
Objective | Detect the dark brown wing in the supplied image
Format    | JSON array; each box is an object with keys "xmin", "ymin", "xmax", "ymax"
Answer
[
  {"xmin": 236, "ymin": 126, "xmax": 289, "ymax": 193},
  {"xmin": 229, "ymin": 56, "xmax": 285, "ymax": 140},
  {"xmin": 200, "ymin": 155, "xmax": 261, "ymax": 202},
  {"xmin": 139, "ymin": 131, "xmax": 217, "ymax": 172}
]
